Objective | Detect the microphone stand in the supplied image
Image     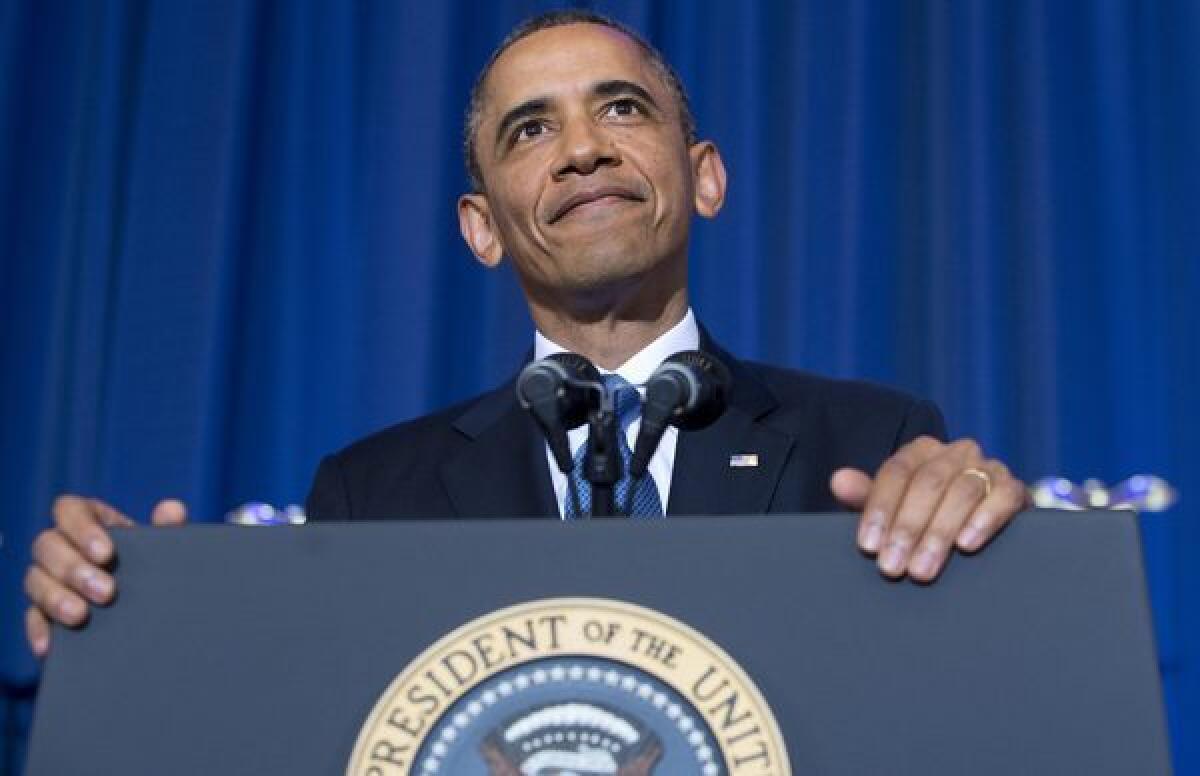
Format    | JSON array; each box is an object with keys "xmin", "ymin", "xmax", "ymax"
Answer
[{"xmin": 583, "ymin": 390, "xmax": 621, "ymax": 517}]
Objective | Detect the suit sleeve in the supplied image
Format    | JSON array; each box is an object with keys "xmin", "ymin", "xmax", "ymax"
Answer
[
  {"xmin": 891, "ymin": 399, "xmax": 948, "ymax": 450},
  {"xmin": 304, "ymin": 454, "xmax": 351, "ymax": 522}
]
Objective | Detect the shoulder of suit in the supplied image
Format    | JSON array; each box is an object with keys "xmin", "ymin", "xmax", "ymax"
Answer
[
  {"xmin": 739, "ymin": 359, "xmax": 934, "ymax": 421},
  {"xmin": 736, "ymin": 360, "xmax": 944, "ymax": 454},
  {"xmin": 326, "ymin": 384, "xmax": 508, "ymax": 467}
]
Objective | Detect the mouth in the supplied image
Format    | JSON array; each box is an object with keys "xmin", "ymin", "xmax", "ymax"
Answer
[{"xmin": 547, "ymin": 185, "xmax": 645, "ymax": 224}]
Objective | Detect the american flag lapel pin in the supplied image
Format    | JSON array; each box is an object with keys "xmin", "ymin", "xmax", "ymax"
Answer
[{"xmin": 729, "ymin": 453, "xmax": 759, "ymax": 468}]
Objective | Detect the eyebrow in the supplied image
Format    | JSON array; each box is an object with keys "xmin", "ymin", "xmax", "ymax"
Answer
[
  {"xmin": 592, "ymin": 79, "xmax": 660, "ymax": 110},
  {"xmin": 494, "ymin": 97, "xmax": 552, "ymax": 149},
  {"xmin": 492, "ymin": 79, "xmax": 662, "ymax": 149}
]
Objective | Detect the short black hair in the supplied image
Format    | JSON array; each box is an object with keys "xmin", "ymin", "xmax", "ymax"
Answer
[{"xmin": 463, "ymin": 10, "xmax": 698, "ymax": 192}]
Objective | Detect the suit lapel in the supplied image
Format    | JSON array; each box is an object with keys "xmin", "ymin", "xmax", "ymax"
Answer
[
  {"xmin": 440, "ymin": 382, "xmax": 558, "ymax": 519},
  {"xmin": 666, "ymin": 337, "xmax": 797, "ymax": 516}
]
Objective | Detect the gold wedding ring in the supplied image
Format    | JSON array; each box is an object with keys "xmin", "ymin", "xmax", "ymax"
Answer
[{"xmin": 961, "ymin": 467, "xmax": 993, "ymax": 497}]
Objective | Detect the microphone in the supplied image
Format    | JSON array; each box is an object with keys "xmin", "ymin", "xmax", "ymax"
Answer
[
  {"xmin": 516, "ymin": 353, "xmax": 601, "ymax": 473},
  {"xmin": 628, "ymin": 350, "xmax": 732, "ymax": 479}
]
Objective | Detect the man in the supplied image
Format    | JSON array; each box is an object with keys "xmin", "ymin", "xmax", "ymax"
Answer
[{"xmin": 23, "ymin": 11, "xmax": 1027, "ymax": 657}]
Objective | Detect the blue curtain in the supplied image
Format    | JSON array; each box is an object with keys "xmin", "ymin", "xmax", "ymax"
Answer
[{"xmin": 2, "ymin": 0, "xmax": 1197, "ymax": 771}]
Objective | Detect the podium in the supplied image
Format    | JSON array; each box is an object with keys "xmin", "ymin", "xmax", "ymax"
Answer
[{"xmin": 25, "ymin": 511, "xmax": 1172, "ymax": 774}]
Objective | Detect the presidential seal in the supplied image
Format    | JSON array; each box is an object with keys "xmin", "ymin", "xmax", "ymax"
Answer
[{"xmin": 347, "ymin": 598, "xmax": 789, "ymax": 776}]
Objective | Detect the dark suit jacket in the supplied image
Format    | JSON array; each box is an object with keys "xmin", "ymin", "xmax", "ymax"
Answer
[{"xmin": 304, "ymin": 339, "xmax": 946, "ymax": 520}]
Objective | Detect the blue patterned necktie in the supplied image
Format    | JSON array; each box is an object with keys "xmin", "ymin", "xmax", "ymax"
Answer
[{"xmin": 564, "ymin": 374, "xmax": 665, "ymax": 519}]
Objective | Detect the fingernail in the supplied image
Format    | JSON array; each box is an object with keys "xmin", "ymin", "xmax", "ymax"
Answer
[
  {"xmin": 58, "ymin": 597, "xmax": 83, "ymax": 621},
  {"xmin": 77, "ymin": 566, "xmax": 96, "ymax": 591},
  {"xmin": 861, "ymin": 521, "xmax": 884, "ymax": 552},
  {"xmin": 880, "ymin": 541, "xmax": 908, "ymax": 575},
  {"xmin": 85, "ymin": 572, "xmax": 112, "ymax": 600},
  {"xmin": 958, "ymin": 519, "xmax": 986, "ymax": 551},
  {"xmin": 911, "ymin": 543, "xmax": 941, "ymax": 578},
  {"xmin": 87, "ymin": 538, "xmax": 108, "ymax": 562},
  {"xmin": 33, "ymin": 636, "xmax": 48, "ymax": 657}
]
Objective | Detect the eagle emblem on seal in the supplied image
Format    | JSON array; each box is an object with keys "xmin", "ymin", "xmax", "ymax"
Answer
[{"xmin": 480, "ymin": 701, "xmax": 663, "ymax": 775}]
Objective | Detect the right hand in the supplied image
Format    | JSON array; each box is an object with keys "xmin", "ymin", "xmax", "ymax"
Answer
[{"xmin": 24, "ymin": 495, "xmax": 188, "ymax": 657}]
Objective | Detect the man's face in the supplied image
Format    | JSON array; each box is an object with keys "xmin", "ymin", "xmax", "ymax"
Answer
[{"xmin": 459, "ymin": 23, "xmax": 724, "ymax": 305}]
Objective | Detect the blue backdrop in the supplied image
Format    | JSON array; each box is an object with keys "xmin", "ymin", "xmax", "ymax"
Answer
[{"xmin": 2, "ymin": 0, "xmax": 1197, "ymax": 772}]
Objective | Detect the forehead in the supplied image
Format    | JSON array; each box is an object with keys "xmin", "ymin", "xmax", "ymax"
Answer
[{"xmin": 481, "ymin": 23, "xmax": 662, "ymax": 113}]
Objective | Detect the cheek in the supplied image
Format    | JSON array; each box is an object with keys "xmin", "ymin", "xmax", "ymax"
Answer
[
  {"xmin": 651, "ymin": 160, "xmax": 691, "ymax": 226},
  {"xmin": 641, "ymin": 141, "xmax": 692, "ymax": 204},
  {"xmin": 488, "ymin": 188, "xmax": 538, "ymax": 239}
]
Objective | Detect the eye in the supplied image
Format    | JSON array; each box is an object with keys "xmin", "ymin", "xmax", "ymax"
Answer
[
  {"xmin": 513, "ymin": 119, "xmax": 547, "ymax": 143},
  {"xmin": 603, "ymin": 99, "xmax": 644, "ymax": 119}
]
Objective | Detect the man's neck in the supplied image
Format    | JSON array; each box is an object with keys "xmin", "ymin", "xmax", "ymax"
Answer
[{"xmin": 528, "ymin": 291, "xmax": 690, "ymax": 370}]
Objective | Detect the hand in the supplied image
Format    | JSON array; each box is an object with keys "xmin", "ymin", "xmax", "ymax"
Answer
[
  {"xmin": 830, "ymin": 436, "xmax": 1028, "ymax": 582},
  {"xmin": 24, "ymin": 495, "xmax": 188, "ymax": 657}
]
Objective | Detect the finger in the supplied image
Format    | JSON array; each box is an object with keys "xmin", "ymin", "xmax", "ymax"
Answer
[
  {"xmin": 907, "ymin": 467, "xmax": 992, "ymax": 582},
  {"xmin": 150, "ymin": 498, "xmax": 188, "ymax": 526},
  {"xmin": 31, "ymin": 530, "xmax": 115, "ymax": 605},
  {"xmin": 832, "ymin": 468, "xmax": 882, "ymax": 550},
  {"xmin": 24, "ymin": 565, "xmax": 89, "ymax": 627},
  {"xmin": 956, "ymin": 464, "xmax": 1028, "ymax": 552},
  {"xmin": 53, "ymin": 495, "xmax": 127, "ymax": 565},
  {"xmin": 859, "ymin": 436, "xmax": 942, "ymax": 555},
  {"xmin": 26, "ymin": 607, "xmax": 50, "ymax": 658},
  {"xmin": 831, "ymin": 468, "xmax": 872, "ymax": 510},
  {"xmin": 878, "ymin": 441, "xmax": 982, "ymax": 577},
  {"xmin": 88, "ymin": 498, "xmax": 136, "ymax": 529}
]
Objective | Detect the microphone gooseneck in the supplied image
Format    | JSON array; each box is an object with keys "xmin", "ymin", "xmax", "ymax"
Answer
[
  {"xmin": 628, "ymin": 350, "xmax": 732, "ymax": 479},
  {"xmin": 515, "ymin": 353, "xmax": 601, "ymax": 473}
]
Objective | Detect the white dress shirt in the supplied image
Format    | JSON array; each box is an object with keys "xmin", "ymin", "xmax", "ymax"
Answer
[{"xmin": 535, "ymin": 308, "xmax": 701, "ymax": 518}]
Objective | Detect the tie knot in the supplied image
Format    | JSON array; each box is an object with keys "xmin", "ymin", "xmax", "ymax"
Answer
[{"xmin": 601, "ymin": 374, "xmax": 642, "ymax": 429}]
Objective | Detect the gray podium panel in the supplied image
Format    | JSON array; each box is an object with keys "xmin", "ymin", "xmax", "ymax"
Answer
[{"xmin": 26, "ymin": 511, "xmax": 1172, "ymax": 775}]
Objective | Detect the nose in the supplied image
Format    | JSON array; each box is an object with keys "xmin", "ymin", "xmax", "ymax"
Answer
[{"xmin": 553, "ymin": 115, "xmax": 619, "ymax": 179}]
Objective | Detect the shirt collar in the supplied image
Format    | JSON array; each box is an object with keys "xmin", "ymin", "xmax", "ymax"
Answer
[{"xmin": 533, "ymin": 308, "xmax": 701, "ymax": 385}]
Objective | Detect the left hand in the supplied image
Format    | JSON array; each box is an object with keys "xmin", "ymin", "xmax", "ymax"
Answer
[{"xmin": 830, "ymin": 436, "xmax": 1029, "ymax": 582}]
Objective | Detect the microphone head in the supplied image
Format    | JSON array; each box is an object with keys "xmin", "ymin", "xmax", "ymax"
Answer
[
  {"xmin": 516, "ymin": 352, "xmax": 602, "ymax": 474},
  {"xmin": 628, "ymin": 349, "xmax": 731, "ymax": 481},
  {"xmin": 544, "ymin": 352, "xmax": 602, "ymax": 428},
  {"xmin": 656, "ymin": 350, "xmax": 731, "ymax": 431},
  {"xmin": 515, "ymin": 353, "xmax": 601, "ymax": 430}
]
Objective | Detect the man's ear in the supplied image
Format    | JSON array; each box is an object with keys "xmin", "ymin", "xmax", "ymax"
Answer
[
  {"xmin": 457, "ymin": 193, "xmax": 505, "ymax": 267},
  {"xmin": 690, "ymin": 141, "xmax": 727, "ymax": 219}
]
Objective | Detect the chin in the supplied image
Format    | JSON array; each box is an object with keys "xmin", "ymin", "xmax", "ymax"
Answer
[
  {"xmin": 570, "ymin": 250, "xmax": 655, "ymax": 282},
  {"xmin": 556, "ymin": 257, "xmax": 669, "ymax": 303}
]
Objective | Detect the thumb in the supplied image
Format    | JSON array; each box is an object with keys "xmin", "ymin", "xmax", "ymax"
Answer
[
  {"xmin": 830, "ymin": 468, "xmax": 873, "ymax": 510},
  {"xmin": 150, "ymin": 499, "xmax": 189, "ymax": 526}
]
